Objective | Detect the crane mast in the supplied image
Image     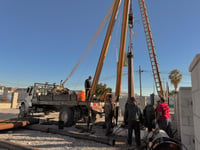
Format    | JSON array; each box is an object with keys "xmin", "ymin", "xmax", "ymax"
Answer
[
  {"xmin": 89, "ymin": 0, "xmax": 121, "ymax": 101},
  {"xmin": 114, "ymin": 0, "xmax": 130, "ymax": 125},
  {"xmin": 89, "ymin": 0, "xmax": 131, "ymax": 102},
  {"xmin": 138, "ymin": 0, "xmax": 164, "ymax": 97},
  {"xmin": 64, "ymin": 0, "xmax": 164, "ymax": 100},
  {"xmin": 115, "ymin": 0, "xmax": 130, "ymax": 98},
  {"xmin": 89, "ymin": 0, "xmax": 165, "ymax": 99}
]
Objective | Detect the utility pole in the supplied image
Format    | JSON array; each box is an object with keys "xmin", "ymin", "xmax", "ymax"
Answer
[
  {"xmin": 139, "ymin": 65, "xmax": 144, "ymax": 101},
  {"xmin": 166, "ymin": 82, "xmax": 169, "ymax": 105}
]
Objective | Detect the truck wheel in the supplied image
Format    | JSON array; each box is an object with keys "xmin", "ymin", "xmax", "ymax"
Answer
[
  {"xmin": 59, "ymin": 107, "xmax": 74, "ymax": 127},
  {"xmin": 18, "ymin": 103, "xmax": 27, "ymax": 118}
]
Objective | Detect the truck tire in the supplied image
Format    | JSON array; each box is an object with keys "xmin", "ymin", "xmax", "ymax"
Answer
[
  {"xmin": 59, "ymin": 107, "xmax": 74, "ymax": 127},
  {"xmin": 18, "ymin": 103, "xmax": 27, "ymax": 118}
]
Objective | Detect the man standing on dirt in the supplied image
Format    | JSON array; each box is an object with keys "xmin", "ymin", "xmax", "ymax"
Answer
[
  {"xmin": 143, "ymin": 102, "xmax": 155, "ymax": 132},
  {"xmin": 156, "ymin": 97, "xmax": 172, "ymax": 137},
  {"xmin": 124, "ymin": 97, "xmax": 142, "ymax": 147},
  {"xmin": 84, "ymin": 76, "xmax": 92, "ymax": 100},
  {"xmin": 104, "ymin": 94, "xmax": 113, "ymax": 136}
]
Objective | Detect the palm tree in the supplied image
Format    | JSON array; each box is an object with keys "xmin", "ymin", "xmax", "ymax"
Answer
[{"xmin": 168, "ymin": 69, "xmax": 182, "ymax": 92}]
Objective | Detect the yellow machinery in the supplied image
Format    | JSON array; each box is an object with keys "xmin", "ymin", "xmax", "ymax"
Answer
[
  {"xmin": 87, "ymin": 0, "xmax": 165, "ymax": 125},
  {"xmin": 89, "ymin": 0, "xmax": 164, "ymax": 104},
  {"xmin": 61, "ymin": 0, "xmax": 165, "ymax": 127},
  {"xmin": 62, "ymin": 0, "xmax": 165, "ymax": 99}
]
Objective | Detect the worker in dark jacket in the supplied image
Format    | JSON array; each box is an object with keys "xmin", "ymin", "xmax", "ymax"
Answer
[
  {"xmin": 124, "ymin": 97, "xmax": 142, "ymax": 146},
  {"xmin": 104, "ymin": 94, "xmax": 113, "ymax": 136},
  {"xmin": 84, "ymin": 76, "xmax": 92, "ymax": 100},
  {"xmin": 143, "ymin": 103, "xmax": 155, "ymax": 132}
]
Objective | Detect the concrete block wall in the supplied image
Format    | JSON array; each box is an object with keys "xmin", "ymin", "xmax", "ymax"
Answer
[
  {"xmin": 170, "ymin": 93, "xmax": 180, "ymax": 140},
  {"xmin": 178, "ymin": 87, "xmax": 195, "ymax": 150},
  {"xmin": 189, "ymin": 54, "xmax": 200, "ymax": 150}
]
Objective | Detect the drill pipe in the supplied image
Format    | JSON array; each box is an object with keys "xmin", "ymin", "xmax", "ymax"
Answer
[
  {"xmin": 27, "ymin": 125, "xmax": 115, "ymax": 146},
  {"xmin": 0, "ymin": 118, "xmax": 39, "ymax": 131}
]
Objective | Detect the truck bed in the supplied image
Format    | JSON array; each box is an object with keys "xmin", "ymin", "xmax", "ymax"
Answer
[{"xmin": 32, "ymin": 94, "xmax": 88, "ymax": 106}]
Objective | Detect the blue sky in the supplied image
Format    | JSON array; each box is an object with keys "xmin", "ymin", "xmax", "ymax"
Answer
[{"xmin": 0, "ymin": 0, "xmax": 199, "ymax": 96}]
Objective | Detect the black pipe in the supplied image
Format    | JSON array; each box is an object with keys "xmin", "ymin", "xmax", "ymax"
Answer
[{"xmin": 27, "ymin": 125, "xmax": 115, "ymax": 146}]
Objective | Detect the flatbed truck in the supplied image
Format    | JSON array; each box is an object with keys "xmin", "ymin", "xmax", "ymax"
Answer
[{"xmin": 19, "ymin": 82, "xmax": 103, "ymax": 127}]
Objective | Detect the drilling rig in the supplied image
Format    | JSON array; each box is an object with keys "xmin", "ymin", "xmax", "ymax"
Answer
[
  {"xmin": 87, "ymin": 0, "xmax": 164, "ymax": 125},
  {"xmin": 19, "ymin": 0, "xmax": 165, "ymax": 129}
]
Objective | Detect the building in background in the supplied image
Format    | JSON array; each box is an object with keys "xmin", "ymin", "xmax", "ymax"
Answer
[
  {"xmin": 0, "ymin": 86, "xmax": 16, "ymax": 103},
  {"xmin": 0, "ymin": 85, "xmax": 26, "ymax": 104}
]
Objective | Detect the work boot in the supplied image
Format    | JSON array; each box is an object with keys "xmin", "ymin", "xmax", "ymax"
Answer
[
  {"xmin": 135, "ymin": 145, "xmax": 142, "ymax": 150},
  {"xmin": 126, "ymin": 140, "xmax": 132, "ymax": 146}
]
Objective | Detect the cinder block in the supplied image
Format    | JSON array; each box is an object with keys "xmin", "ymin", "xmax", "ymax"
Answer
[
  {"xmin": 189, "ymin": 116, "xmax": 194, "ymax": 126},
  {"xmin": 181, "ymin": 135, "xmax": 191, "ymax": 145},
  {"xmin": 194, "ymin": 116, "xmax": 200, "ymax": 143},
  {"xmin": 182, "ymin": 117, "xmax": 189, "ymax": 126},
  {"xmin": 191, "ymin": 66, "xmax": 200, "ymax": 91},
  {"xmin": 185, "ymin": 145, "xmax": 192, "ymax": 150},
  {"xmin": 181, "ymin": 126, "xmax": 194, "ymax": 136},
  {"xmin": 194, "ymin": 93, "xmax": 200, "ymax": 116},
  {"xmin": 181, "ymin": 108, "xmax": 193, "ymax": 117},
  {"xmin": 195, "ymin": 137, "xmax": 200, "ymax": 150},
  {"xmin": 190, "ymin": 54, "xmax": 200, "ymax": 150}
]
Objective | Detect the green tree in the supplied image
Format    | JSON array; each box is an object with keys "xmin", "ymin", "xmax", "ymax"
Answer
[
  {"xmin": 168, "ymin": 69, "xmax": 182, "ymax": 92},
  {"xmin": 95, "ymin": 83, "xmax": 112, "ymax": 98}
]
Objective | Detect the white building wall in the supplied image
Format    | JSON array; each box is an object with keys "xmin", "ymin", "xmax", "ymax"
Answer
[
  {"xmin": 178, "ymin": 87, "xmax": 195, "ymax": 150},
  {"xmin": 189, "ymin": 54, "xmax": 200, "ymax": 150}
]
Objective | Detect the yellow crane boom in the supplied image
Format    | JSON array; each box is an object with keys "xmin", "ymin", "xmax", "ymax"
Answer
[{"xmin": 89, "ymin": 0, "xmax": 122, "ymax": 101}]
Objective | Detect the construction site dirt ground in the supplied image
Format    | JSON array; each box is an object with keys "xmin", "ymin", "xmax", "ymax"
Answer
[{"xmin": 0, "ymin": 108, "xmax": 145, "ymax": 150}]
